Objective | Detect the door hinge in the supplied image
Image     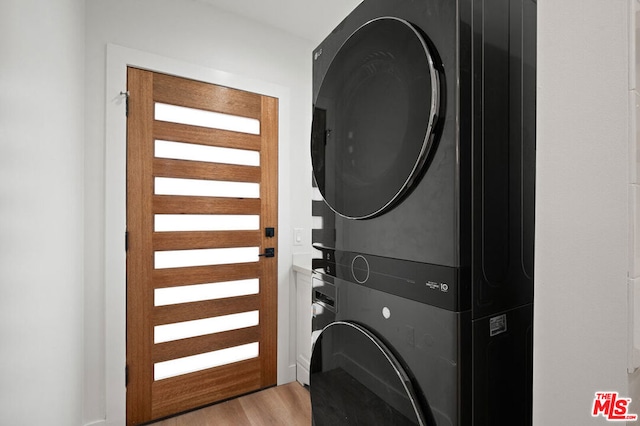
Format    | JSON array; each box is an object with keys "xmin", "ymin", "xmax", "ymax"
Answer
[
  {"xmin": 125, "ymin": 231, "xmax": 129, "ymax": 251},
  {"xmin": 125, "ymin": 365, "xmax": 129, "ymax": 386},
  {"xmin": 120, "ymin": 90, "xmax": 130, "ymax": 116}
]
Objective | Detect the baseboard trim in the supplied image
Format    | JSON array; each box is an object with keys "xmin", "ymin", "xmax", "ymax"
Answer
[{"xmin": 297, "ymin": 360, "xmax": 310, "ymax": 385}]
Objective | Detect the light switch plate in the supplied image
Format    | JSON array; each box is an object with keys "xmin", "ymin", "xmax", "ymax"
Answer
[{"xmin": 294, "ymin": 228, "xmax": 303, "ymax": 246}]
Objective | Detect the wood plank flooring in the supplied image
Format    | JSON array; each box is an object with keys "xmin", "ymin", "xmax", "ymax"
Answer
[{"xmin": 150, "ymin": 381, "xmax": 311, "ymax": 426}]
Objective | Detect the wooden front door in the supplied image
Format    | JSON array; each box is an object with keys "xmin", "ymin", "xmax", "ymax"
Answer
[{"xmin": 126, "ymin": 67, "xmax": 278, "ymax": 425}]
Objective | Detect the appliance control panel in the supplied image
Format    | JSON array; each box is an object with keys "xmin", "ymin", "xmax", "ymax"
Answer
[{"xmin": 312, "ymin": 246, "xmax": 470, "ymax": 312}]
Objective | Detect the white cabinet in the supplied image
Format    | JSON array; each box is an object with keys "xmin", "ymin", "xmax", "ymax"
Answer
[{"xmin": 293, "ymin": 263, "xmax": 312, "ymax": 385}]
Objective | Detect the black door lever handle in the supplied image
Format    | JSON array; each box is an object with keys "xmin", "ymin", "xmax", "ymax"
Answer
[{"xmin": 259, "ymin": 248, "xmax": 275, "ymax": 258}]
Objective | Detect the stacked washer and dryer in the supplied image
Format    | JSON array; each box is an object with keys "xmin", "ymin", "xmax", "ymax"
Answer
[{"xmin": 309, "ymin": 0, "xmax": 536, "ymax": 425}]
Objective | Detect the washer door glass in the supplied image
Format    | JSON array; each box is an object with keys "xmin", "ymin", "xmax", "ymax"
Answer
[
  {"xmin": 310, "ymin": 321, "xmax": 428, "ymax": 426},
  {"xmin": 311, "ymin": 17, "xmax": 440, "ymax": 219}
]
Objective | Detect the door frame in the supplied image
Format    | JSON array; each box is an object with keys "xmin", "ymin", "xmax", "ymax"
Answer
[{"xmin": 105, "ymin": 44, "xmax": 294, "ymax": 425}]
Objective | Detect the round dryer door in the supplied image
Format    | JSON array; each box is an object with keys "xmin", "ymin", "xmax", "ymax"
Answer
[
  {"xmin": 310, "ymin": 321, "xmax": 429, "ymax": 426},
  {"xmin": 311, "ymin": 17, "xmax": 440, "ymax": 219}
]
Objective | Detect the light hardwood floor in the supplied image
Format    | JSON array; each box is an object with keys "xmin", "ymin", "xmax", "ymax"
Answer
[{"xmin": 150, "ymin": 382, "xmax": 311, "ymax": 426}]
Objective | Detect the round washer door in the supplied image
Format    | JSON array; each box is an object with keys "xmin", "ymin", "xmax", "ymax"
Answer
[
  {"xmin": 310, "ymin": 321, "xmax": 429, "ymax": 426},
  {"xmin": 311, "ymin": 17, "xmax": 440, "ymax": 219}
]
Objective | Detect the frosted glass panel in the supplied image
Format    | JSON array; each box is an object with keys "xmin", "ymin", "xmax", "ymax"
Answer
[
  {"xmin": 312, "ymin": 216, "xmax": 323, "ymax": 229},
  {"xmin": 155, "ymin": 247, "xmax": 259, "ymax": 269},
  {"xmin": 154, "ymin": 310, "xmax": 259, "ymax": 343},
  {"xmin": 155, "ymin": 279, "xmax": 259, "ymax": 306},
  {"xmin": 154, "ymin": 342, "xmax": 259, "ymax": 380},
  {"xmin": 155, "ymin": 140, "xmax": 260, "ymax": 166},
  {"xmin": 155, "ymin": 214, "xmax": 260, "ymax": 232},
  {"xmin": 155, "ymin": 177, "xmax": 260, "ymax": 198},
  {"xmin": 155, "ymin": 103, "xmax": 260, "ymax": 135},
  {"xmin": 312, "ymin": 186, "xmax": 324, "ymax": 201}
]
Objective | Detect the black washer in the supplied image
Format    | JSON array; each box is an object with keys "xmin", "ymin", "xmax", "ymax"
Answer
[{"xmin": 311, "ymin": 321, "xmax": 428, "ymax": 426}]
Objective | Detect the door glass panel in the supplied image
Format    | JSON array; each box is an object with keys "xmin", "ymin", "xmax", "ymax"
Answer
[
  {"xmin": 154, "ymin": 342, "xmax": 260, "ymax": 381},
  {"xmin": 154, "ymin": 310, "xmax": 259, "ymax": 343},
  {"xmin": 312, "ymin": 215, "xmax": 323, "ymax": 230},
  {"xmin": 154, "ymin": 247, "xmax": 259, "ymax": 269},
  {"xmin": 154, "ymin": 177, "xmax": 260, "ymax": 198},
  {"xmin": 155, "ymin": 102, "xmax": 260, "ymax": 135},
  {"xmin": 155, "ymin": 140, "xmax": 260, "ymax": 166},
  {"xmin": 155, "ymin": 279, "xmax": 259, "ymax": 306},
  {"xmin": 154, "ymin": 214, "xmax": 260, "ymax": 232},
  {"xmin": 312, "ymin": 186, "xmax": 324, "ymax": 201}
]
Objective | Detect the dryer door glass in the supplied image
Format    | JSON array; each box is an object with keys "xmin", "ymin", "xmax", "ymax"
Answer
[
  {"xmin": 311, "ymin": 17, "xmax": 440, "ymax": 219},
  {"xmin": 310, "ymin": 321, "xmax": 428, "ymax": 426}
]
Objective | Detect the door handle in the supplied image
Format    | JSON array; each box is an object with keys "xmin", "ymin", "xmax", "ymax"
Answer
[{"xmin": 259, "ymin": 248, "xmax": 275, "ymax": 258}]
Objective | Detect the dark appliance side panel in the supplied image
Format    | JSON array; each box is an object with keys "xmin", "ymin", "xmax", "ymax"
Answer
[
  {"xmin": 472, "ymin": 303, "xmax": 533, "ymax": 425},
  {"xmin": 472, "ymin": 0, "xmax": 536, "ymax": 319},
  {"xmin": 311, "ymin": 0, "xmax": 464, "ymax": 269}
]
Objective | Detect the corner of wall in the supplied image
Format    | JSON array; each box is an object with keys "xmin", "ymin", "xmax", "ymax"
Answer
[
  {"xmin": 628, "ymin": 7, "xmax": 640, "ymax": 422},
  {"xmin": 629, "ymin": 0, "xmax": 640, "ymax": 375}
]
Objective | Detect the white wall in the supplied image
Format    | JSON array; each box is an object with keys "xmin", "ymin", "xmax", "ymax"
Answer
[
  {"xmin": 0, "ymin": 0, "xmax": 85, "ymax": 425},
  {"xmin": 84, "ymin": 0, "xmax": 315, "ymax": 423},
  {"xmin": 630, "ymin": 0, "xmax": 640, "ymax": 417},
  {"xmin": 534, "ymin": 1, "xmax": 630, "ymax": 424}
]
